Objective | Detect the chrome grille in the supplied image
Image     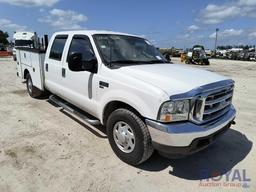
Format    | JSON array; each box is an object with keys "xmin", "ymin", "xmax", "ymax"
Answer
[{"xmin": 191, "ymin": 84, "xmax": 234, "ymax": 124}]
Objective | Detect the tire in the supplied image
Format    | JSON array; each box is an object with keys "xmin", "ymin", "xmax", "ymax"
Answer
[
  {"xmin": 26, "ymin": 73, "xmax": 42, "ymax": 98},
  {"xmin": 185, "ymin": 59, "xmax": 191, "ymax": 64},
  {"xmin": 204, "ymin": 59, "xmax": 210, "ymax": 65},
  {"xmin": 106, "ymin": 108, "xmax": 153, "ymax": 165}
]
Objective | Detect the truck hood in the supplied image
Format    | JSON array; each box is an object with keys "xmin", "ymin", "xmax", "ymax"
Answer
[{"xmin": 117, "ymin": 63, "xmax": 227, "ymax": 96}]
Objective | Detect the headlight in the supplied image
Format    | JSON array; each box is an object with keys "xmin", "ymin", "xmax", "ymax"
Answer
[{"xmin": 158, "ymin": 100, "xmax": 190, "ymax": 122}]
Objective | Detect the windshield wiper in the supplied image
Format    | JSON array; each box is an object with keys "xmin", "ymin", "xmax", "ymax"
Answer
[
  {"xmin": 111, "ymin": 60, "xmax": 166, "ymax": 64},
  {"xmin": 108, "ymin": 59, "xmax": 166, "ymax": 68},
  {"xmin": 110, "ymin": 60, "xmax": 146, "ymax": 64}
]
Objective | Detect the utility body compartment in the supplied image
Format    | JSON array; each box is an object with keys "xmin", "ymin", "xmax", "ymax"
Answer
[{"xmin": 16, "ymin": 47, "xmax": 46, "ymax": 90}]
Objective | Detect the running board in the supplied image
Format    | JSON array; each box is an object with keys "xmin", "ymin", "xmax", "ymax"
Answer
[{"xmin": 49, "ymin": 95, "xmax": 101, "ymax": 125}]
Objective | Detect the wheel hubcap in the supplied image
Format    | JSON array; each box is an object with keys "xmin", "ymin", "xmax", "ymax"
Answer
[{"xmin": 113, "ymin": 121, "xmax": 135, "ymax": 153}]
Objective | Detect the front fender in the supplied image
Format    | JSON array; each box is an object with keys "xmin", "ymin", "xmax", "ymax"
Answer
[{"xmin": 97, "ymin": 89, "xmax": 164, "ymax": 123}]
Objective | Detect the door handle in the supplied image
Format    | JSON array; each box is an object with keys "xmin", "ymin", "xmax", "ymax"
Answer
[
  {"xmin": 45, "ymin": 63, "xmax": 48, "ymax": 72},
  {"xmin": 62, "ymin": 68, "xmax": 66, "ymax": 78}
]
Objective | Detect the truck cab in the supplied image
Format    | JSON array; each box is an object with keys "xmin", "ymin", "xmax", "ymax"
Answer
[{"xmin": 16, "ymin": 30, "xmax": 236, "ymax": 165}]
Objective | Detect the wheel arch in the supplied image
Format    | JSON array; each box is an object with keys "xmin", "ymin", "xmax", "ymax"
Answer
[
  {"xmin": 102, "ymin": 100, "xmax": 144, "ymax": 125},
  {"xmin": 23, "ymin": 68, "xmax": 29, "ymax": 79}
]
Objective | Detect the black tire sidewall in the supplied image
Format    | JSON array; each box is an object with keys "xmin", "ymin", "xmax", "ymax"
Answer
[
  {"xmin": 26, "ymin": 73, "xmax": 42, "ymax": 98},
  {"xmin": 26, "ymin": 73, "xmax": 33, "ymax": 96},
  {"xmin": 204, "ymin": 59, "xmax": 210, "ymax": 65},
  {"xmin": 107, "ymin": 109, "xmax": 146, "ymax": 165}
]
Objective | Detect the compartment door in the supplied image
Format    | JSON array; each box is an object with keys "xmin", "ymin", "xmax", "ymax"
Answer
[
  {"xmin": 16, "ymin": 49, "xmax": 23, "ymax": 78},
  {"xmin": 30, "ymin": 52, "xmax": 45, "ymax": 90}
]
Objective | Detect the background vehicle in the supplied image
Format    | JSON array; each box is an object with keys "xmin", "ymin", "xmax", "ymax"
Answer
[
  {"xmin": 12, "ymin": 31, "xmax": 39, "ymax": 61},
  {"xmin": 205, "ymin": 49, "xmax": 213, "ymax": 58},
  {"xmin": 185, "ymin": 45, "xmax": 210, "ymax": 65},
  {"xmin": 248, "ymin": 52, "xmax": 256, "ymax": 61},
  {"xmin": 215, "ymin": 50, "xmax": 227, "ymax": 59},
  {"xmin": 226, "ymin": 51, "xmax": 239, "ymax": 60},
  {"xmin": 160, "ymin": 47, "xmax": 183, "ymax": 58},
  {"xmin": 16, "ymin": 30, "xmax": 236, "ymax": 165}
]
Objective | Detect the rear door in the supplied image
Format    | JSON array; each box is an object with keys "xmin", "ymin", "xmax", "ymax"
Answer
[{"xmin": 44, "ymin": 35, "xmax": 68, "ymax": 96}]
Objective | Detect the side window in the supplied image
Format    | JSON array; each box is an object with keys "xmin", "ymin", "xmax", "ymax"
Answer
[
  {"xmin": 67, "ymin": 35, "xmax": 96, "ymax": 64},
  {"xmin": 49, "ymin": 35, "xmax": 68, "ymax": 60}
]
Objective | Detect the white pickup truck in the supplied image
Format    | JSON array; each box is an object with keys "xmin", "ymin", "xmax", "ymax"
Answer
[{"xmin": 16, "ymin": 30, "xmax": 236, "ymax": 165}]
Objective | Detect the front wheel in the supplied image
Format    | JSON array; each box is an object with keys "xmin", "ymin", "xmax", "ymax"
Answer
[
  {"xmin": 26, "ymin": 73, "xmax": 42, "ymax": 98},
  {"xmin": 106, "ymin": 108, "xmax": 153, "ymax": 165}
]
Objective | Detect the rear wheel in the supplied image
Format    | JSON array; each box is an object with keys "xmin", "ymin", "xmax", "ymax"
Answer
[
  {"xmin": 26, "ymin": 73, "xmax": 42, "ymax": 98},
  {"xmin": 106, "ymin": 108, "xmax": 153, "ymax": 165}
]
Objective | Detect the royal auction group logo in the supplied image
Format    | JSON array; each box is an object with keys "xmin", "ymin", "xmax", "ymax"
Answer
[{"xmin": 199, "ymin": 169, "xmax": 251, "ymax": 188}]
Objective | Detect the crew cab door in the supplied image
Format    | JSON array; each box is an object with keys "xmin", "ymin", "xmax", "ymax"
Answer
[
  {"xmin": 44, "ymin": 35, "xmax": 68, "ymax": 96},
  {"xmin": 60, "ymin": 35, "xmax": 98, "ymax": 116}
]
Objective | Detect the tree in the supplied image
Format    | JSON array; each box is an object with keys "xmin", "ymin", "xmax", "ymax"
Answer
[
  {"xmin": 244, "ymin": 45, "xmax": 249, "ymax": 50},
  {"xmin": 0, "ymin": 30, "xmax": 9, "ymax": 45}
]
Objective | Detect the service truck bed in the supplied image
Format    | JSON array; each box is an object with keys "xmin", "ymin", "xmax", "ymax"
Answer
[{"xmin": 16, "ymin": 47, "xmax": 46, "ymax": 91}]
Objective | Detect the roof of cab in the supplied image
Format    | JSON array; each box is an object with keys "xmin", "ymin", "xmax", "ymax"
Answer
[{"xmin": 53, "ymin": 30, "xmax": 140, "ymax": 37}]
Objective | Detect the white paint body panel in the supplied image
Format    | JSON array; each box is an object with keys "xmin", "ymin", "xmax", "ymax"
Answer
[
  {"xmin": 17, "ymin": 30, "xmax": 229, "ymax": 123},
  {"xmin": 117, "ymin": 64, "xmax": 227, "ymax": 96},
  {"xmin": 16, "ymin": 49, "xmax": 45, "ymax": 90}
]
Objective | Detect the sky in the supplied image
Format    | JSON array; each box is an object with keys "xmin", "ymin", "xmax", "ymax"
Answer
[{"xmin": 0, "ymin": 0, "xmax": 256, "ymax": 49}]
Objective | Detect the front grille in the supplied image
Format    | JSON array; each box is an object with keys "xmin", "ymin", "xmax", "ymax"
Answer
[{"xmin": 192, "ymin": 83, "xmax": 234, "ymax": 124}]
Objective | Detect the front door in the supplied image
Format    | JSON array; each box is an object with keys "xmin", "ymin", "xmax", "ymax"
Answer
[{"xmin": 61, "ymin": 35, "xmax": 98, "ymax": 116}]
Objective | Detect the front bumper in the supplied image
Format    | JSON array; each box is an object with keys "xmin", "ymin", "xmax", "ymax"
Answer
[{"xmin": 146, "ymin": 105, "xmax": 236, "ymax": 155}]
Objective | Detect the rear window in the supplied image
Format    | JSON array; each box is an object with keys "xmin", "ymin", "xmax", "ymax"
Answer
[
  {"xmin": 49, "ymin": 35, "xmax": 68, "ymax": 60},
  {"xmin": 15, "ymin": 40, "xmax": 33, "ymax": 47}
]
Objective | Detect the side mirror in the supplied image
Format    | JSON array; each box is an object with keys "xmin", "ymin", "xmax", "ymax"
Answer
[
  {"xmin": 68, "ymin": 53, "xmax": 83, "ymax": 71},
  {"xmin": 68, "ymin": 52, "xmax": 97, "ymax": 73}
]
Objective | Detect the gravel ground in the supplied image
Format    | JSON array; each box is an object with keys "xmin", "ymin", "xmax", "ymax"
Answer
[{"xmin": 0, "ymin": 57, "xmax": 255, "ymax": 192}]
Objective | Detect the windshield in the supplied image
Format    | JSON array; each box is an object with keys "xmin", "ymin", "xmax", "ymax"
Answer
[
  {"xmin": 93, "ymin": 34, "xmax": 167, "ymax": 66},
  {"xmin": 15, "ymin": 40, "xmax": 33, "ymax": 47}
]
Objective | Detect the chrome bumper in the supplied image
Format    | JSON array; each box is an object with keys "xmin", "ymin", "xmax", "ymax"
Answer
[{"xmin": 146, "ymin": 105, "xmax": 236, "ymax": 149}]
